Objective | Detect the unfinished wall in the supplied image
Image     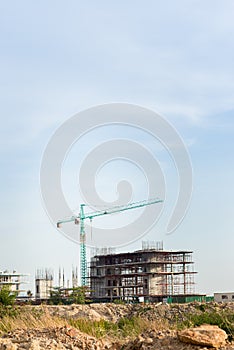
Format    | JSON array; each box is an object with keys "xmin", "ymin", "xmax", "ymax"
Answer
[{"xmin": 90, "ymin": 248, "xmax": 196, "ymax": 301}]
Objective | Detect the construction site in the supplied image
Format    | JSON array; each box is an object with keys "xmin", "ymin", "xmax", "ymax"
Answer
[
  {"xmin": 0, "ymin": 202, "xmax": 203, "ymax": 303},
  {"xmin": 55, "ymin": 200, "xmax": 203, "ymax": 303},
  {"xmin": 35, "ymin": 267, "xmax": 79, "ymax": 300},
  {"xmin": 90, "ymin": 241, "xmax": 198, "ymax": 303}
]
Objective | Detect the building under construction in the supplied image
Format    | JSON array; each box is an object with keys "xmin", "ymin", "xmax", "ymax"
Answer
[
  {"xmin": 0, "ymin": 270, "xmax": 28, "ymax": 295},
  {"xmin": 35, "ymin": 267, "xmax": 79, "ymax": 300},
  {"xmin": 35, "ymin": 269, "xmax": 53, "ymax": 300},
  {"xmin": 90, "ymin": 242, "xmax": 197, "ymax": 302}
]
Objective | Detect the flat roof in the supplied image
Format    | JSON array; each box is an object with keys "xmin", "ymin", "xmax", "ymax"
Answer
[{"xmin": 93, "ymin": 249, "xmax": 193, "ymax": 258}]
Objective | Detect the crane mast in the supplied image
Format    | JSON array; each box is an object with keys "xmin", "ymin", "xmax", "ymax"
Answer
[{"xmin": 57, "ymin": 198, "xmax": 163, "ymax": 286}]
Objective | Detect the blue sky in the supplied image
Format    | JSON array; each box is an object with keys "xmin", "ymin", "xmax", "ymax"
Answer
[{"xmin": 0, "ymin": 1, "xmax": 234, "ymax": 295}]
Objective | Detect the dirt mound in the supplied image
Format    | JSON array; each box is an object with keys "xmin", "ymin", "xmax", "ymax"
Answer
[
  {"xmin": 0, "ymin": 326, "xmax": 118, "ymax": 350},
  {"xmin": 1, "ymin": 303, "xmax": 234, "ymax": 349},
  {"xmin": 41, "ymin": 301, "xmax": 234, "ymax": 324},
  {"xmin": 1, "ymin": 326, "xmax": 233, "ymax": 350},
  {"xmin": 45, "ymin": 303, "xmax": 134, "ymax": 322}
]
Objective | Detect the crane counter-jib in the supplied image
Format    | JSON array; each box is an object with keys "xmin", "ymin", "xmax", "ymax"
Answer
[{"xmin": 57, "ymin": 216, "xmax": 78, "ymax": 227}]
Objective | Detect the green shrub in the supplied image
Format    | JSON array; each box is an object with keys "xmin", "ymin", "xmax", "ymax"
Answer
[
  {"xmin": 180, "ymin": 310, "xmax": 234, "ymax": 341},
  {"xmin": 69, "ymin": 316, "xmax": 148, "ymax": 339},
  {"xmin": 113, "ymin": 299, "xmax": 126, "ymax": 305},
  {"xmin": 0, "ymin": 287, "xmax": 17, "ymax": 307},
  {"xmin": 197, "ymin": 303, "xmax": 208, "ymax": 312},
  {"xmin": 69, "ymin": 318, "xmax": 118, "ymax": 338}
]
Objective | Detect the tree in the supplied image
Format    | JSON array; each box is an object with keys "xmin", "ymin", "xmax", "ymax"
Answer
[
  {"xmin": 49, "ymin": 286, "xmax": 89, "ymax": 305},
  {"xmin": 69, "ymin": 286, "xmax": 86, "ymax": 304},
  {"xmin": 0, "ymin": 286, "xmax": 17, "ymax": 306},
  {"xmin": 49, "ymin": 287, "xmax": 64, "ymax": 305}
]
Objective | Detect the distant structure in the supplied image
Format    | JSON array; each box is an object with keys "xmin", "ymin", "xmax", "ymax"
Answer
[
  {"xmin": 90, "ymin": 241, "xmax": 197, "ymax": 302},
  {"xmin": 58, "ymin": 267, "xmax": 65, "ymax": 288},
  {"xmin": 35, "ymin": 267, "xmax": 79, "ymax": 300},
  {"xmin": 214, "ymin": 292, "xmax": 234, "ymax": 303},
  {"xmin": 35, "ymin": 269, "xmax": 53, "ymax": 300},
  {"xmin": 0, "ymin": 270, "xmax": 28, "ymax": 295},
  {"xmin": 58, "ymin": 267, "xmax": 79, "ymax": 289},
  {"xmin": 72, "ymin": 267, "xmax": 78, "ymax": 288}
]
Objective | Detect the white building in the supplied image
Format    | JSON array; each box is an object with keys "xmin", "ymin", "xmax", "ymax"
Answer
[
  {"xmin": 35, "ymin": 278, "xmax": 53, "ymax": 299},
  {"xmin": 214, "ymin": 292, "xmax": 234, "ymax": 303},
  {"xmin": 0, "ymin": 270, "xmax": 28, "ymax": 295},
  {"xmin": 35, "ymin": 269, "xmax": 53, "ymax": 300}
]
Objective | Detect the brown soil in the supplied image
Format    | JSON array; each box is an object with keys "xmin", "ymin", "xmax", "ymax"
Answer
[{"xmin": 1, "ymin": 302, "xmax": 234, "ymax": 349}]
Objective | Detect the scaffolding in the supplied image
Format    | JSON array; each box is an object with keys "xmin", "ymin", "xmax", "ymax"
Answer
[{"xmin": 90, "ymin": 245, "xmax": 197, "ymax": 302}]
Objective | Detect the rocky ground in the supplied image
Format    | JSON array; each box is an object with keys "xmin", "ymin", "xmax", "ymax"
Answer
[
  {"xmin": 1, "ymin": 303, "xmax": 234, "ymax": 349},
  {"xmin": 43, "ymin": 301, "xmax": 234, "ymax": 323}
]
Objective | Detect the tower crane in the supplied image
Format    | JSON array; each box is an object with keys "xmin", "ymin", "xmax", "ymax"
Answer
[{"xmin": 57, "ymin": 198, "xmax": 163, "ymax": 286}]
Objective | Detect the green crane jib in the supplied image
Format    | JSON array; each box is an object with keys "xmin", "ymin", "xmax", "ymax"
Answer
[{"xmin": 57, "ymin": 198, "xmax": 163, "ymax": 286}]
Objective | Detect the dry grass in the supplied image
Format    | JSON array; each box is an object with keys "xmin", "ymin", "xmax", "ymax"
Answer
[
  {"xmin": 69, "ymin": 315, "xmax": 169, "ymax": 339},
  {"xmin": 0, "ymin": 305, "xmax": 169, "ymax": 340},
  {"xmin": 1, "ymin": 303, "xmax": 234, "ymax": 342},
  {"xmin": 0, "ymin": 307, "xmax": 68, "ymax": 335}
]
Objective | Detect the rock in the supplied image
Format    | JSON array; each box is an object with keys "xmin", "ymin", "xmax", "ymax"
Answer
[
  {"xmin": 2, "ymin": 304, "xmax": 234, "ymax": 350},
  {"xmin": 28, "ymin": 339, "xmax": 41, "ymax": 350},
  {"xmin": 145, "ymin": 337, "xmax": 153, "ymax": 344},
  {"xmin": 0, "ymin": 339, "xmax": 17, "ymax": 350},
  {"xmin": 178, "ymin": 324, "xmax": 227, "ymax": 348},
  {"xmin": 64, "ymin": 326, "xmax": 80, "ymax": 338}
]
